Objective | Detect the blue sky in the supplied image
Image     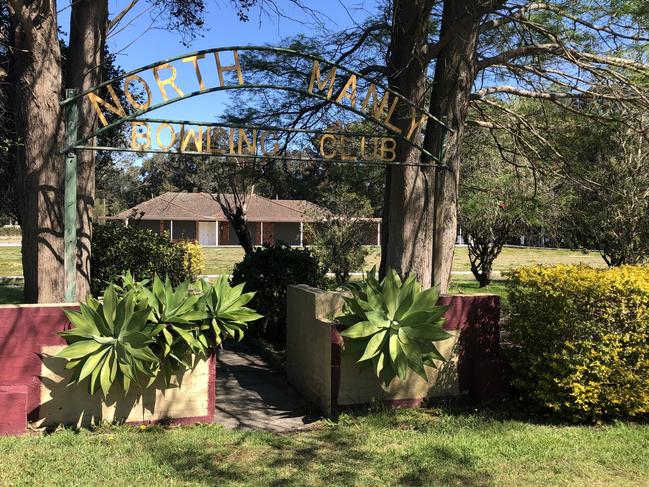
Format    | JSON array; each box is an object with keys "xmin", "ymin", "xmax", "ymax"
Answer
[{"xmin": 58, "ymin": 1, "xmax": 380, "ymax": 123}]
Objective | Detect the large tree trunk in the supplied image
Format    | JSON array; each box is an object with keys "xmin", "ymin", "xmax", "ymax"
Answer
[
  {"xmin": 379, "ymin": 0, "xmax": 435, "ymax": 287},
  {"xmin": 425, "ymin": 1, "xmax": 488, "ymax": 293},
  {"xmin": 9, "ymin": 0, "xmax": 65, "ymax": 302},
  {"xmin": 66, "ymin": 0, "xmax": 108, "ymax": 299}
]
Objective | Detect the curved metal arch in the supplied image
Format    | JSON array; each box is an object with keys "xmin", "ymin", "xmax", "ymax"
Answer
[
  {"xmin": 61, "ymin": 45, "xmax": 450, "ymax": 129},
  {"xmin": 64, "ymin": 83, "xmax": 442, "ymax": 162}
]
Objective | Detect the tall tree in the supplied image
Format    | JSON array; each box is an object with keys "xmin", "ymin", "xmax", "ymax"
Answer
[{"xmin": 8, "ymin": 0, "xmax": 66, "ymax": 302}]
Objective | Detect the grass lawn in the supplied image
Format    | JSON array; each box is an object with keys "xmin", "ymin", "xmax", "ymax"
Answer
[
  {"xmin": 0, "ymin": 406, "xmax": 647, "ymax": 486},
  {"xmin": 0, "ymin": 246, "xmax": 604, "ymax": 277},
  {"xmin": 202, "ymin": 245, "xmax": 603, "ymax": 277}
]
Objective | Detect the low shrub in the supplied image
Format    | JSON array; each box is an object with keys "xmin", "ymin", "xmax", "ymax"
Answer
[
  {"xmin": 91, "ymin": 222, "xmax": 198, "ymax": 296},
  {"xmin": 231, "ymin": 242, "xmax": 326, "ymax": 347},
  {"xmin": 505, "ymin": 265, "xmax": 649, "ymax": 422},
  {"xmin": 178, "ymin": 240, "xmax": 205, "ymax": 280}
]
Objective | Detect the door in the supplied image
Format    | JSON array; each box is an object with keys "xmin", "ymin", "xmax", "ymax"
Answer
[{"xmin": 198, "ymin": 221, "xmax": 217, "ymax": 246}]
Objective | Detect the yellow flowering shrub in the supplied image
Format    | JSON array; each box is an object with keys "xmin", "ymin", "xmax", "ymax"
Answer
[
  {"xmin": 177, "ymin": 240, "xmax": 205, "ymax": 280},
  {"xmin": 505, "ymin": 265, "xmax": 649, "ymax": 422}
]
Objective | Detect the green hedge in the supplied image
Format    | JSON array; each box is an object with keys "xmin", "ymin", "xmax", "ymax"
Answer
[
  {"xmin": 91, "ymin": 222, "xmax": 201, "ymax": 296},
  {"xmin": 505, "ymin": 265, "xmax": 649, "ymax": 422},
  {"xmin": 231, "ymin": 242, "xmax": 325, "ymax": 347}
]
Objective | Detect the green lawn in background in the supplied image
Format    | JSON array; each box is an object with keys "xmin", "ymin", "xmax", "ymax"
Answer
[
  {"xmin": 0, "ymin": 247, "xmax": 22, "ymax": 276},
  {"xmin": 0, "ymin": 246, "xmax": 605, "ymax": 305},
  {"xmin": 0, "ymin": 407, "xmax": 646, "ymax": 486},
  {"xmin": 201, "ymin": 245, "xmax": 604, "ymax": 276}
]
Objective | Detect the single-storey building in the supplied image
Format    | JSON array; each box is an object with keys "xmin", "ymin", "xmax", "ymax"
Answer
[{"xmin": 109, "ymin": 192, "xmax": 380, "ymax": 247}]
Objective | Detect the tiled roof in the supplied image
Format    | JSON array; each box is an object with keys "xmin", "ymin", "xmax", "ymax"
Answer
[{"xmin": 110, "ymin": 192, "xmax": 329, "ymax": 223}]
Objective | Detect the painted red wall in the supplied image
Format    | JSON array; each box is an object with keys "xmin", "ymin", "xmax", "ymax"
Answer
[{"xmin": 0, "ymin": 304, "xmax": 215, "ymax": 435}]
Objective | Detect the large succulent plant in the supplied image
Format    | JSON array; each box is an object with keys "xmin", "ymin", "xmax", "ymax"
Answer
[
  {"xmin": 57, "ymin": 285, "xmax": 158, "ymax": 396},
  {"xmin": 57, "ymin": 273, "xmax": 263, "ymax": 396},
  {"xmin": 338, "ymin": 267, "xmax": 452, "ymax": 385},
  {"xmin": 200, "ymin": 277, "xmax": 262, "ymax": 346}
]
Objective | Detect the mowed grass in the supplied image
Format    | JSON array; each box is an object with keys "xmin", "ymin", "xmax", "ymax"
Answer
[
  {"xmin": 0, "ymin": 407, "xmax": 647, "ymax": 487},
  {"xmin": 0, "ymin": 246, "xmax": 604, "ymax": 277},
  {"xmin": 202, "ymin": 245, "xmax": 604, "ymax": 276},
  {"xmin": 0, "ymin": 247, "xmax": 22, "ymax": 276}
]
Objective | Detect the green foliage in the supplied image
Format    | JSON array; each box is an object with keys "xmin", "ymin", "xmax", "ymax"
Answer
[
  {"xmin": 231, "ymin": 242, "xmax": 325, "ymax": 347},
  {"xmin": 505, "ymin": 265, "xmax": 649, "ymax": 422},
  {"xmin": 308, "ymin": 187, "xmax": 372, "ymax": 286},
  {"xmin": 57, "ymin": 273, "xmax": 262, "ymax": 396},
  {"xmin": 91, "ymin": 222, "xmax": 198, "ymax": 296},
  {"xmin": 338, "ymin": 268, "xmax": 451, "ymax": 385},
  {"xmin": 200, "ymin": 277, "xmax": 262, "ymax": 347},
  {"xmin": 58, "ymin": 285, "xmax": 158, "ymax": 397},
  {"xmin": 0, "ymin": 226, "xmax": 20, "ymax": 236},
  {"xmin": 556, "ymin": 114, "xmax": 649, "ymax": 266},
  {"xmin": 459, "ymin": 127, "xmax": 557, "ymax": 287}
]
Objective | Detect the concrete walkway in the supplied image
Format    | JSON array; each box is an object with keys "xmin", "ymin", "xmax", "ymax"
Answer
[{"xmin": 215, "ymin": 341, "xmax": 319, "ymax": 432}]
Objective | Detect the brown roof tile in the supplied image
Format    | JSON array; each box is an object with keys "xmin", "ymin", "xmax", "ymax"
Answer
[{"xmin": 110, "ymin": 192, "xmax": 328, "ymax": 223}]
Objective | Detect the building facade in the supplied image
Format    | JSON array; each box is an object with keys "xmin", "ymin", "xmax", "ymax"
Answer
[{"xmin": 109, "ymin": 192, "xmax": 380, "ymax": 247}]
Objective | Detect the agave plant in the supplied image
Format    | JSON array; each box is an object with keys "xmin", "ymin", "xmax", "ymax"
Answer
[
  {"xmin": 200, "ymin": 277, "xmax": 263, "ymax": 346},
  {"xmin": 57, "ymin": 285, "xmax": 158, "ymax": 396},
  {"xmin": 140, "ymin": 275, "xmax": 208, "ymax": 383},
  {"xmin": 337, "ymin": 267, "xmax": 452, "ymax": 385}
]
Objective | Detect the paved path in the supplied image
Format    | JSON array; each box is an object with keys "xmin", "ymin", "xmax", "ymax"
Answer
[{"xmin": 215, "ymin": 341, "xmax": 319, "ymax": 432}]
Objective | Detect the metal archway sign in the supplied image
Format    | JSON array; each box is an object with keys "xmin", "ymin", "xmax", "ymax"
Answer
[{"xmin": 60, "ymin": 45, "xmax": 451, "ymax": 300}]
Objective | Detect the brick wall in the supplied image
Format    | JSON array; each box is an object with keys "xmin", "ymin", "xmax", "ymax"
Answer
[{"xmin": 0, "ymin": 304, "xmax": 215, "ymax": 435}]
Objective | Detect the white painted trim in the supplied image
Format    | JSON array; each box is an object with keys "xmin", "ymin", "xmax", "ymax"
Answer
[
  {"xmin": 260, "ymin": 221, "xmax": 264, "ymax": 245},
  {"xmin": 299, "ymin": 221, "xmax": 304, "ymax": 247},
  {"xmin": 170, "ymin": 220, "xmax": 174, "ymax": 241},
  {"xmin": 215, "ymin": 220, "xmax": 219, "ymax": 246}
]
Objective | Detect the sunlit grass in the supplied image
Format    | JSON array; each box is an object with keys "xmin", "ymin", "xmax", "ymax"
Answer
[{"xmin": 0, "ymin": 406, "xmax": 646, "ymax": 486}]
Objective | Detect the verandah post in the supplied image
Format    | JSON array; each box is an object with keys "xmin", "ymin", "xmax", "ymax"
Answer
[{"xmin": 64, "ymin": 89, "xmax": 79, "ymax": 302}]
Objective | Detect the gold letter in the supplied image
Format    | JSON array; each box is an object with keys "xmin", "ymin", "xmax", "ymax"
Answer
[
  {"xmin": 214, "ymin": 50, "xmax": 244, "ymax": 87},
  {"xmin": 406, "ymin": 109, "xmax": 428, "ymax": 140},
  {"xmin": 384, "ymin": 97, "xmax": 402, "ymax": 133},
  {"xmin": 359, "ymin": 136, "xmax": 378, "ymax": 160},
  {"xmin": 380, "ymin": 137, "xmax": 397, "ymax": 162},
  {"xmin": 206, "ymin": 127, "xmax": 226, "ymax": 154},
  {"xmin": 260, "ymin": 131, "xmax": 279, "ymax": 156},
  {"xmin": 124, "ymin": 75, "xmax": 152, "ymax": 110},
  {"xmin": 335, "ymin": 74, "xmax": 357, "ymax": 108},
  {"xmin": 308, "ymin": 60, "xmax": 337, "ymax": 99},
  {"xmin": 180, "ymin": 125, "xmax": 203, "ymax": 152},
  {"xmin": 155, "ymin": 123, "xmax": 176, "ymax": 151},
  {"xmin": 182, "ymin": 54, "xmax": 206, "ymax": 90},
  {"xmin": 237, "ymin": 128, "xmax": 258, "ymax": 155},
  {"xmin": 319, "ymin": 134, "xmax": 336, "ymax": 159},
  {"xmin": 131, "ymin": 121, "xmax": 151, "ymax": 150},
  {"xmin": 86, "ymin": 84, "xmax": 126, "ymax": 126},
  {"xmin": 153, "ymin": 63, "xmax": 184, "ymax": 101},
  {"xmin": 360, "ymin": 84, "xmax": 389, "ymax": 121},
  {"xmin": 338, "ymin": 136, "xmax": 356, "ymax": 161}
]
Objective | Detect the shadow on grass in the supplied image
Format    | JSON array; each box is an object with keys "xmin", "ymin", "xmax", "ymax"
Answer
[
  {"xmin": 138, "ymin": 422, "xmax": 495, "ymax": 486},
  {"xmin": 0, "ymin": 285, "xmax": 23, "ymax": 304}
]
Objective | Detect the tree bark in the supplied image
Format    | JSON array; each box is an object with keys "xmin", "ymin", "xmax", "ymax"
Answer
[
  {"xmin": 425, "ymin": 1, "xmax": 489, "ymax": 293},
  {"xmin": 380, "ymin": 0, "xmax": 435, "ymax": 287},
  {"xmin": 227, "ymin": 211, "xmax": 255, "ymax": 254},
  {"xmin": 66, "ymin": 0, "xmax": 108, "ymax": 299},
  {"xmin": 9, "ymin": 0, "xmax": 65, "ymax": 302}
]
